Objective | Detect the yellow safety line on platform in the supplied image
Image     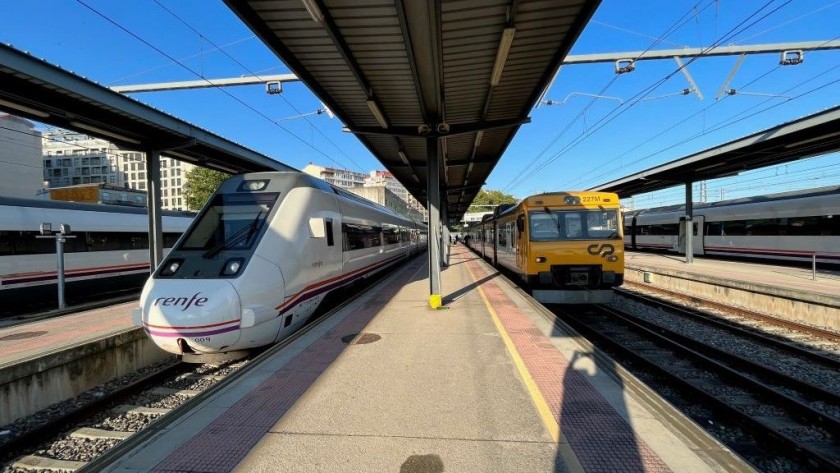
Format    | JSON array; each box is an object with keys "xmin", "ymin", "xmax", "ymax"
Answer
[
  {"xmin": 468, "ymin": 262, "xmax": 585, "ymax": 472},
  {"xmin": 468, "ymin": 267, "xmax": 560, "ymax": 442}
]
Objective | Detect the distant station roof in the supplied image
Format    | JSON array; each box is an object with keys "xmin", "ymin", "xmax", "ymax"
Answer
[
  {"xmin": 226, "ymin": 0, "xmax": 599, "ymax": 221},
  {"xmin": 590, "ymin": 104, "xmax": 840, "ymax": 198},
  {"xmin": 0, "ymin": 43, "xmax": 294, "ymax": 174}
]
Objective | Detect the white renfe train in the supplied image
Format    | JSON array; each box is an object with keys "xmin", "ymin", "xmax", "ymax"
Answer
[
  {"xmin": 623, "ymin": 186, "xmax": 840, "ymax": 265},
  {"xmin": 0, "ymin": 197, "xmax": 193, "ymax": 311},
  {"xmin": 133, "ymin": 171, "xmax": 427, "ymax": 360}
]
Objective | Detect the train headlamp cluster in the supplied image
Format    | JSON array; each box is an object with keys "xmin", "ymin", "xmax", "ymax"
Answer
[
  {"xmin": 535, "ymin": 256, "xmax": 547, "ymax": 263},
  {"xmin": 160, "ymin": 259, "xmax": 183, "ymax": 276},
  {"xmin": 238, "ymin": 180, "xmax": 269, "ymax": 192},
  {"xmin": 221, "ymin": 258, "xmax": 245, "ymax": 277},
  {"xmin": 563, "ymin": 196, "xmax": 581, "ymax": 205}
]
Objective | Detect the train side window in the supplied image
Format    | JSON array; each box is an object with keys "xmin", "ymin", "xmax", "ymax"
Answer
[
  {"xmin": 706, "ymin": 222, "xmax": 723, "ymax": 236},
  {"xmin": 325, "ymin": 218, "xmax": 334, "ymax": 247}
]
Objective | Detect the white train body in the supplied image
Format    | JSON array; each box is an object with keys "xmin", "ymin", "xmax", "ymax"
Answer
[
  {"xmin": 0, "ymin": 197, "xmax": 191, "ymax": 293},
  {"xmin": 134, "ymin": 171, "xmax": 426, "ymax": 357},
  {"xmin": 624, "ymin": 186, "xmax": 840, "ymax": 265}
]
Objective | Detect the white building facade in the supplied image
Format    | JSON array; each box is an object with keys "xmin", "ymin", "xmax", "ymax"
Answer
[
  {"xmin": 302, "ymin": 163, "xmax": 367, "ymax": 188},
  {"xmin": 0, "ymin": 114, "xmax": 45, "ymax": 198},
  {"xmin": 41, "ymin": 129, "xmax": 194, "ymax": 210},
  {"xmin": 303, "ymin": 163, "xmax": 428, "ymax": 221}
]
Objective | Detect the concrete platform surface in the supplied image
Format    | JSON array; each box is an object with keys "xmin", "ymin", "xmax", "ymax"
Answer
[{"xmin": 97, "ymin": 246, "xmax": 748, "ymax": 472}]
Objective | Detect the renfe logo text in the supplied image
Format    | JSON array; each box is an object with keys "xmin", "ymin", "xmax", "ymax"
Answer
[{"xmin": 154, "ymin": 292, "xmax": 208, "ymax": 311}]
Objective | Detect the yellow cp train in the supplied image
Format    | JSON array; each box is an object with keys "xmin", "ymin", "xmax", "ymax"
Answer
[{"xmin": 464, "ymin": 191, "xmax": 624, "ymax": 303}]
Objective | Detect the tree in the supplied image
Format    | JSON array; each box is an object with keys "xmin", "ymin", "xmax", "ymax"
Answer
[
  {"xmin": 467, "ymin": 189, "xmax": 518, "ymax": 213},
  {"xmin": 183, "ymin": 167, "xmax": 230, "ymax": 210}
]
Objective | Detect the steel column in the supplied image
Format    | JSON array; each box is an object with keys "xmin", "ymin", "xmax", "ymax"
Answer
[
  {"xmin": 427, "ymin": 137, "xmax": 442, "ymax": 308},
  {"xmin": 146, "ymin": 150, "xmax": 164, "ymax": 272}
]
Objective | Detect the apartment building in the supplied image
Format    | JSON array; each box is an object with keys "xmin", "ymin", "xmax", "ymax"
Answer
[{"xmin": 41, "ymin": 129, "xmax": 194, "ymax": 210}]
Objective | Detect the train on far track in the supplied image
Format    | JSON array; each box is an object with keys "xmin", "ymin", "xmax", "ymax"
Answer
[
  {"xmin": 465, "ymin": 191, "xmax": 624, "ymax": 303},
  {"xmin": 623, "ymin": 186, "xmax": 840, "ymax": 266},
  {"xmin": 0, "ymin": 196, "xmax": 193, "ymax": 314},
  {"xmin": 133, "ymin": 171, "xmax": 427, "ymax": 361}
]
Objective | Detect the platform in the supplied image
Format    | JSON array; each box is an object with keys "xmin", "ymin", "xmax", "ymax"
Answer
[
  {"xmin": 625, "ymin": 251, "xmax": 840, "ymax": 302},
  {"xmin": 624, "ymin": 251, "xmax": 840, "ymax": 333},
  {"xmin": 94, "ymin": 245, "xmax": 747, "ymax": 473}
]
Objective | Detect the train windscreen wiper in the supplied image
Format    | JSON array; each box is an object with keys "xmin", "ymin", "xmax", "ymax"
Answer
[
  {"xmin": 544, "ymin": 206, "xmax": 563, "ymax": 238},
  {"xmin": 202, "ymin": 211, "xmax": 263, "ymax": 259}
]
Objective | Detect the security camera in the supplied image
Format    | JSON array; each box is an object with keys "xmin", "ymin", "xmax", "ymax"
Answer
[
  {"xmin": 417, "ymin": 124, "xmax": 431, "ymax": 135},
  {"xmin": 437, "ymin": 123, "xmax": 450, "ymax": 134}
]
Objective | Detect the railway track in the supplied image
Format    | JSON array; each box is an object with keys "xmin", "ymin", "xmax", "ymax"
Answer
[
  {"xmin": 0, "ymin": 360, "xmax": 241, "ymax": 472},
  {"xmin": 551, "ymin": 302, "xmax": 840, "ymax": 472},
  {"xmin": 0, "ymin": 258, "xmax": 400, "ymax": 472},
  {"xmin": 622, "ymin": 280, "xmax": 840, "ymax": 343}
]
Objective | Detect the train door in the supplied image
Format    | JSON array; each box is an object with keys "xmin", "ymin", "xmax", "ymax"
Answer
[
  {"xmin": 692, "ymin": 215, "xmax": 705, "ymax": 255},
  {"xmin": 492, "ymin": 221, "xmax": 498, "ymax": 266},
  {"xmin": 677, "ymin": 216, "xmax": 705, "ymax": 255},
  {"xmin": 515, "ymin": 214, "xmax": 525, "ymax": 269}
]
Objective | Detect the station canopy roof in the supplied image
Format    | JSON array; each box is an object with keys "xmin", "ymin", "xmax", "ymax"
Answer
[
  {"xmin": 0, "ymin": 43, "xmax": 294, "ymax": 174},
  {"xmin": 226, "ymin": 0, "xmax": 600, "ymax": 221}
]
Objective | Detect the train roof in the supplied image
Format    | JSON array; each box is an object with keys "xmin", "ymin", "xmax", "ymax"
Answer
[
  {"xmin": 0, "ymin": 195, "xmax": 196, "ymax": 218},
  {"xmin": 238, "ymin": 171, "xmax": 425, "ymax": 226},
  {"xmin": 627, "ymin": 185, "xmax": 840, "ymax": 215}
]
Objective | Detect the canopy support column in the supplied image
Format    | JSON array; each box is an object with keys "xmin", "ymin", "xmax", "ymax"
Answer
[
  {"xmin": 145, "ymin": 149, "xmax": 164, "ymax": 272},
  {"xmin": 684, "ymin": 181, "xmax": 694, "ymax": 264},
  {"xmin": 427, "ymin": 136, "xmax": 442, "ymax": 308}
]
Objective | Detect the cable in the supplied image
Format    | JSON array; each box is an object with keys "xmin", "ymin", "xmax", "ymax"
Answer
[
  {"xmin": 505, "ymin": 0, "xmax": 795, "ymax": 193},
  {"xmin": 74, "ymin": 0, "xmax": 352, "ymax": 172},
  {"xmin": 570, "ymin": 30, "xmax": 840, "ymax": 189},
  {"xmin": 150, "ymin": 0, "xmax": 365, "ymax": 173},
  {"xmin": 106, "ymin": 35, "xmax": 257, "ymax": 85},
  {"xmin": 504, "ymin": 0, "xmax": 719, "ymax": 191},
  {"xmin": 736, "ymin": 0, "xmax": 840, "ymax": 43}
]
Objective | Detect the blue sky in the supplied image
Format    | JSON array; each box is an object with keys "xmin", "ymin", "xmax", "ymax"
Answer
[{"xmin": 2, "ymin": 0, "xmax": 839, "ymax": 209}]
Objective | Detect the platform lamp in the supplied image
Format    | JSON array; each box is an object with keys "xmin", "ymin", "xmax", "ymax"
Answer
[{"xmin": 36, "ymin": 223, "xmax": 76, "ymax": 310}]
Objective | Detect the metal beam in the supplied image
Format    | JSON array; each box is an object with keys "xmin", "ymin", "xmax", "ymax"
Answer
[
  {"xmin": 347, "ymin": 117, "xmax": 531, "ymax": 138},
  {"xmin": 110, "ymin": 74, "xmax": 299, "ymax": 93},
  {"xmin": 562, "ymin": 40, "xmax": 840, "ymax": 64}
]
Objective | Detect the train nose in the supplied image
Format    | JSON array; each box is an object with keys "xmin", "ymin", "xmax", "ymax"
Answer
[{"xmin": 139, "ymin": 279, "xmax": 241, "ymax": 355}]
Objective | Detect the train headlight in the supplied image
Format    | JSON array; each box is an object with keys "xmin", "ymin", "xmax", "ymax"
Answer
[
  {"xmin": 563, "ymin": 196, "xmax": 580, "ymax": 205},
  {"xmin": 159, "ymin": 259, "xmax": 183, "ymax": 276},
  {"xmin": 238, "ymin": 180, "xmax": 269, "ymax": 192},
  {"xmin": 221, "ymin": 258, "xmax": 245, "ymax": 277},
  {"xmin": 535, "ymin": 256, "xmax": 547, "ymax": 263}
]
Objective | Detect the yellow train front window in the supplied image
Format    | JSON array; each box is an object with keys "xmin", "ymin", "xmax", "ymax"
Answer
[{"xmin": 529, "ymin": 209, "xmax": 620, "ymax": 241}]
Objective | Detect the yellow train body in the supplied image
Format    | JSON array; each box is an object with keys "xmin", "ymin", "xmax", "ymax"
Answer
[{"xmin": 465, "ymin": 191, "xmax": 624, "ymax": 303}]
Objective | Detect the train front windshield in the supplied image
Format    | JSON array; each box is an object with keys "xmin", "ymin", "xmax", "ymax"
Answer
[
  {"xmin": 179, "ymin": 193, "xmax": 279, "ymax": 253},
  {"xmin": 529, "ymin": 209, "xmax": 620, "ymax": 241}
]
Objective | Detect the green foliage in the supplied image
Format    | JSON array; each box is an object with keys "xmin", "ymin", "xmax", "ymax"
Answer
[
  {"xmin": 183, "ymin": 167, "xmax": 230, "ymax": 210},
  {"xmin": 467, "ymin": 189, "xmax": 518, "ymax": 213}
]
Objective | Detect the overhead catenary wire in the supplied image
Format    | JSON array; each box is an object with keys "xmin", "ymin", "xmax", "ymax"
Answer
[
  {"xmin": 504, "ymin": 0, "xmax": 796, "ymax": 193},
  {"xmin": 150, "ymin": 0, "xmax": 365, "ymax": 173},
  {"xmin": 74, "ymin": 0, "xmax": 355, "ymax": 173},
  {"xmin": 579, "ymin": 58, "xmax": 840, "ymax": 192},
  {"xmin": 566, "ymin": 28, "xmax": 840, "ymax": 190},
  {"xmin": 503, "ymin": 0, "xmax": 720, "ymax": 191}
]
